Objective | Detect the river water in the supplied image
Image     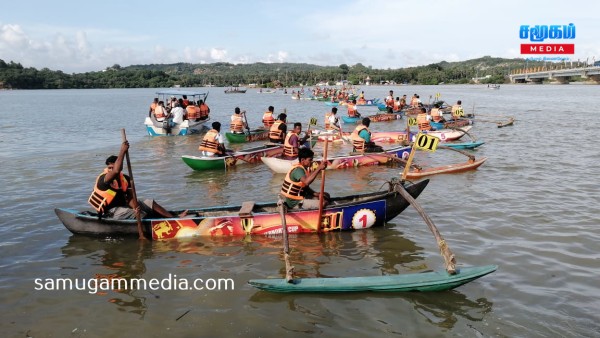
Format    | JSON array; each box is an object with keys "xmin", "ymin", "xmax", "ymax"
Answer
[{"xmin": 1, "ymin": 85, "xmax": 598, "ymax": 337}]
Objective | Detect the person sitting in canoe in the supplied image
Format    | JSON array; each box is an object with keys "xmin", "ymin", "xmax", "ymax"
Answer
[
  {"xmin": 347, "ymin": 99, "xmax": 361, "ymax": 118},
  {"xmin": 417, "ymin": 107, "xmax": 433, "ymax": 131},
  {"xmin": 199, "ymin": 121, "xmax": 228, "ymax": 157},
  {"xmin": 325, "ymin": 107, "xmax": 341, "ymax": 131},
  {"xmin": 282, "ymin": 122, "xmax": 312, "ymax": 160},
  {"xmin": 430, "ymin": 104, "xmax": 446, "ymax": 123},
  {"xmin": 269, "ymin": 113, "xmax": 287, "ymax": 144},
  {"xmin": 280, "ymin": 148, "xmax": 329, "ymax": 210},
  {"xmin": 230, "ymin": 107, "xmax": 248, "ymax": 134},
  {"xmin": 88, "ymin": 142, "xmax": 187, "ymax": 220},
  {"xmin": 149, "ymin": 97, "xmax": 158, "ymax": 117},
  {"xmin": 385, "ymin": 90, "xmax": 394, "ymax": 113},
  {"xmin": 262, "ymin": 106, "xmax": 275, "ymax": 128},
  {"xmin": 351, "ymin": 118, "xmax": 384, "ymax": 153},
  {"xmin": 451, "ymin": 100, "xmax": 464, "ymax": 120}
]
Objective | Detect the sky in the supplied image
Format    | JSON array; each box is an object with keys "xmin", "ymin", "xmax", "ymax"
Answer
[{"xmin": 1, "ymin": 0, "xmax": 598, "ymax": 73}]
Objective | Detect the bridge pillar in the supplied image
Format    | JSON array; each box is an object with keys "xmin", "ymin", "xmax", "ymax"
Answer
[
  {"xmin": 528, "ymin": 78, "xmax": 543, "ymax": 84},
  {"xmin": 553, "ymin": 76, "xmax": 571, "ymax": 84}
]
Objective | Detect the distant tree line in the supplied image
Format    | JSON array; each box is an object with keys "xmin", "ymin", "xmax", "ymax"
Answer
[{"xmin": 0, "ymin": 56, "xmax": 546, "ymax": 90}]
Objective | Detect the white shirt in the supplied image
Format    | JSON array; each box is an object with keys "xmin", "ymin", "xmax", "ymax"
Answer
[
  {"xmin": 171, "ymin": 107, "xmax": 185, "ymax": 124},
  {"xmin": 328, "ymin": 114, "xmax": 340, "ymax": 129}
]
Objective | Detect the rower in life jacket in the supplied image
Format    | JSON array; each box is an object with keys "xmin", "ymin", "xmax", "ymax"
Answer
[
  {"xmin": 282, "ymin": 122, "xmax": 311, "ymax": 160},
  {"xmin": 198, "ymin": 100, "xmax": 210, "ymax": 120},
  {"xmin": 279, "ymin": 148, "xmax": 329, "ymax": 210},
  {"xmin": 385, "ymin": 90, "xmax": 394, "ymax": 112},
  {"xmin": 430, "ymin": 104, "xmax": 445, "ymax": 123},
  {"xmin": 262, "ymin": 106, "xmax": 275, "ymax": 128},
  {"xmin": 324, "ymin": 107, "xmax": 339, "ymax": 130},
  {"xmin": 416, "ymin": 108, "xmax": 432, "ymax": 131},
  {"xmin": 230, "ymin": 107, "xmax": 246, "ymax": 134},
  {"xmin": 451, "ymin": 100, "xmax": 464, "ymax": 120},
  {"xmin": 88, "ymin": 167, "xmax": 129, "ymax": 215},
  {"xmin": 347, "ymin": 100, "xmax": 360, "ymax": 118},
  {"xmin": 149, "ymin": 98, "xmax": 158, "ymax": 117},
  {"xmin": 199, "ymin": 121, "xmax": 226, "ymax": 156},
  {"xmin": 269, "ymin": 113, "xmax": 287, "ymax": 143},
  {"xmin": 350, "ymin": 118, "xmax": 383, "ymax": 153}
]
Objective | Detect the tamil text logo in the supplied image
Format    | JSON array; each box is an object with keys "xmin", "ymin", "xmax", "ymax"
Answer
[{"xmin": 519, "ymin": 24, "xmax": 575, "ymax": 54}]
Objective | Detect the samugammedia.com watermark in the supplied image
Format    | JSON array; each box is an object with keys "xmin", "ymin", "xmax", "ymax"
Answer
[{"xmin": 34, "ymin": 274, "xmax": 235, "ymax": 294}]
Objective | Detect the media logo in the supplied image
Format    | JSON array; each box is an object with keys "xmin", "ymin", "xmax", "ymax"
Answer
[{"xmin": 519, "ymin": 23, "xmax": 575, "ymax": 54}]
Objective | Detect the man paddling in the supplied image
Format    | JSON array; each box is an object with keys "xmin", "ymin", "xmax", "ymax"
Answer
[
  {"xmin": 88, "ymin": 141, "xmax": 186, "ymax": 219},
  {"xmin": 279, "ymin": 148, "xmax": 330, "ymax": 209}
]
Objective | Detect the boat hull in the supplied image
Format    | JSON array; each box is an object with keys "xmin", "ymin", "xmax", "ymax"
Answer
[
  {"xmin": 225, "ymin": 130, "xmax": 270, "ymax": 143},
  {"xmin": 248, "ymin": 265, "xmax": 498, "ymax": 292},
  {"xmin": 144, "ymin": 117, "xmax": 210, "ymax": 136},
  {"xmin": 55, "ymin": 179, "xmax": 429, "ymax": 239},
  {"xmin": 182, "ymin": 144, "xmax": 284, "ymax": 171},
  {"xmin": 342, "ymin": 113, "xmax": 402, "ymax": 124},
  {"xmin": 261, "ymin": 146, "xmax": 412, "ymax": 174}
]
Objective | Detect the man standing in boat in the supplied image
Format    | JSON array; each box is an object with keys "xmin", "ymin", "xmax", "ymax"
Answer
[
  {"xmin": 269, "ymin": 113, "xmax": 287, "ymax": 143},
  {"xmin": 282, "ymin": 122, "xmax": 312, "ymax": 160},
  {"xmin": 280, "ymin": 148, "xmax": 329, "ymax": 209},
  {"xmin": 325, "ymin": 107, "xmax": 341, "ymax": 131},
  {"xmin": 89, "ymin": 142, "xmax": 186, "ymax": 219}
]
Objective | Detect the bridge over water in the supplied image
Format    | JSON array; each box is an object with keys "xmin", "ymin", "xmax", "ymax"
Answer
[{"xmin": 509, "ymin": 66, "xmax": 600, "ymax": 84}]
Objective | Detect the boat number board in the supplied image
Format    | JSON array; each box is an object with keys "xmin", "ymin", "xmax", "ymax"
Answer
[
  {"xmin": 408, "ymin": 117, "xmax": 418, "ymax": 126},
  {"xmin": 352, "ymin": 208, "xmax": 377, "ymax": 229},
  {"xmin": 415, "ymin": 133, "xmax": 439, "ymax": 152}
]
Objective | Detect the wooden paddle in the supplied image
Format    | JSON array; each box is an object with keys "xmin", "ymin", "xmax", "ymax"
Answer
[
  {"xmin": 278, "ymin": 202, "xmax": 294, "ymax": 282},
  {"xmin": 242, "ymin": 111, "xmax": 251, "ymax": 135},
  {"xmin": 317, "ymin": 138, "xmax": 329, "ymax": 232},
  {"xmin": 121, "ymin": 129, "xmax": 146, "ymax": 240},
  {"xmin": 395, "ymin": 184, "xmax": 456, "ymax": 274}
]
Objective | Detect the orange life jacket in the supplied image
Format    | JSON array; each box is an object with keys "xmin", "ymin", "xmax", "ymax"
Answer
[
  {"xmin": 280, "ymin": 164, "xmax": 307, "ymax": 200},
  {"xmin": 198, "ymin": 129, "xmax": 221, "ymax": 154},
  {"xmin": 417, "ymin": 113, "xmax": 431, "ymax": 131},
  {"xmin": 393, "ymin": 101, "xmax": 400, "ymax": 111},
  {"xmin": 262, "ymin": 111, "xmax": 275, "ymax": 128},
  {"xmin": 385, "ymin": 96, "xmax": 394, "ymax": 108},
  {"xmin": 154, "ymin": 105, "xmax": 166, "ymax": 119},
  {"xmin": 430, "ymin": 108, "xmax": 442, "ymax": 122},
  {"xmin": 150, "ymin": 102, "xmax": 157, "ymax": 112},
  {"xmin": 410, "ymin": 97, "xmax": 419, "ymax": 107},
  {"xmin": 283, "ymin": 131, "xmax": 299, "ymax": 158},
  {"xmin": 186, "ymin": 105, "xmax": 200, "ymax": 120},
  {"xmin": 269, "ymin": 120, "xmax": 285, "ymax": 141},
  {"xmin": 199, "ymin": 104, "xmax": 210, "ymax": 118},
  {"xmin": 88, "ymin": 169, "xmax": 128, "ymax": 214},
  {"xmin": 351, "ymin": 125, "xmax": 370, "ymax": 152},
  {"xmin": 230, "ymin": 114, "xmax": 244, "ymax": 133},
  {"xmin": 347, "ymin": 104, "xmax": 358, "ymax": 117}
]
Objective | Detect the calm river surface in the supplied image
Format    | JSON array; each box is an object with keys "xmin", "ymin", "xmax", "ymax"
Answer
[{"xmin": 1, "ymin": 85, "xmax": 599, "ymax": 337}]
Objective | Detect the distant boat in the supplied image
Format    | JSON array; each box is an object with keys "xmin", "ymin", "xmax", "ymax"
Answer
[
  {"xmin": 487, "ymin": 84, "xmax": 500, "ymax": 90},
  {"xmin": 225, "ymin": 87, "xmax": 247, "ymax": 94}
]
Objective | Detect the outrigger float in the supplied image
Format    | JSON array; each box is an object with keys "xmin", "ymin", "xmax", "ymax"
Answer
[{"xmin": 248, "ymin": 134, "xmax": 496, "ymax": 293}]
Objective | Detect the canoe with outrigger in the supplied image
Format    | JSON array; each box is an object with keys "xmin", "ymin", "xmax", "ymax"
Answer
[
  {"xmin": 55, "ymin": 178, "xmax": 429, "ymax": 239},
  {"xmin": 144, "ymin": 90, "xmax": 211, "ymax": 136}
]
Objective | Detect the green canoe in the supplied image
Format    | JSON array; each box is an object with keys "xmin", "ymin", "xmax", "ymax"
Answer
[
  {"xmin": 181, "ymin": 155, "xmax": 234, "ymax": 170},
  {"xmin": 225, "ymin": 129, "xmax": 270, "ymax": 143},
  {"xmin": 248, "ymin": 265, "xmax": 497, "ymax": 293}
]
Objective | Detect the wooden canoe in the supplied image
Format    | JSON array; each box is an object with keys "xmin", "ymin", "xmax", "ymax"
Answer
[
  {"xmin": 225, "ymin": 129, "xmax": 270, "ymax": 143},
  {"xmin": 55, "ymin": 179, "xmax": 429, "ymax": 239},
  {"xmin": 182, "ymin": 144, "xmax": 283, "ymax": 171},
  {"xmin": 248, "ymin": 264, "xmax": 497, "ymax": 292},
  {"xmin": 424, "ymin": 125, "xmax": 472, "ymax": 142},
  {"xmin": 261, "ymin": 145, "xmax": 412, "ymax": 174},
  {"xmin": 405, "ymin": 157, "xmax": 487, "ymax": 179},
  {"xmin": 342, "ymin": 113, "xmax": 402, "ymax": 124}
]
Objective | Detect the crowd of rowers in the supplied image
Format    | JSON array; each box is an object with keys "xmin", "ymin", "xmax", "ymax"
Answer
[
  {"xmin": 197, "ymin": 105, "xmax": 385, "ymax": 159},
  {"xmin": 148, "ymin": 95, "xmax": 211, "ymax": 127}
]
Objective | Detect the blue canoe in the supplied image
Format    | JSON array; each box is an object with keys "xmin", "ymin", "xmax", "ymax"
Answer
[{"xmin": 248, "ymin": 265, "xmax": 497, "ymax": 292}]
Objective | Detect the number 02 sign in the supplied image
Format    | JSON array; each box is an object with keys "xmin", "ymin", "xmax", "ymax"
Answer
[{"xmin": 415, "ymin": 133, "xmax": 439, "ymax": 152}]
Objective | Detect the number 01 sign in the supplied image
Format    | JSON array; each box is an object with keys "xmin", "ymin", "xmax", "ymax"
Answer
[{"xmin": 415, "ymin": 133, "xmax": 439, "ymax": 152}]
